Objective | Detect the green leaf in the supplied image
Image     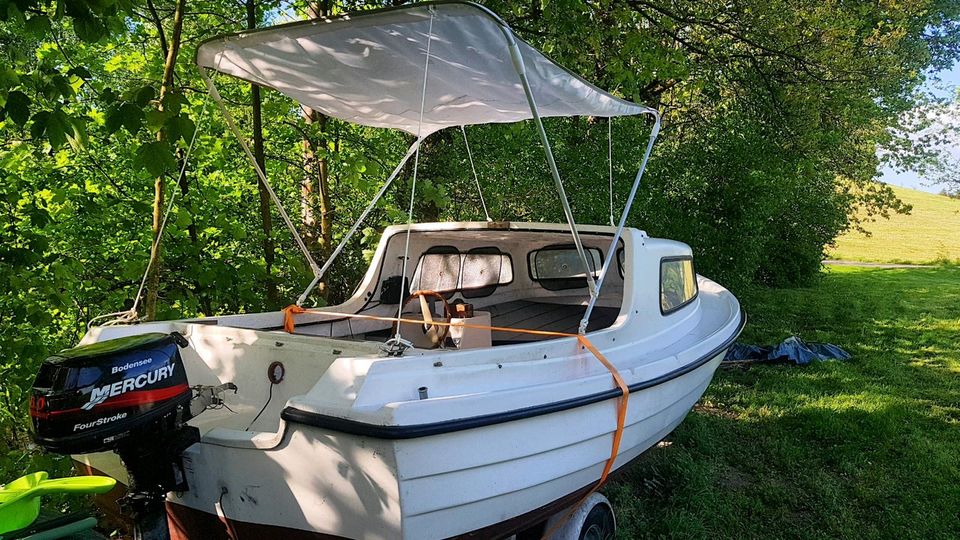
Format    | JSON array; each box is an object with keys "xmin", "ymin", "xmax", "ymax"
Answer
[
  {"xmin": 145, "ymin": 108, "xmax": 171, "ymax": 133},
  {"xmin": 130, "ymin": 200, "xmax": 152, "ymax": 213},
  {"xmin": 134, "ymin": 140, "xmax": 176, "ymax": 177},
  {"xmin": 50, "ymin": 74, "xmax": 75, "ymax": 100},
  {"xmin": 161, "ymin": 91, "xmax": 185, "ymax": 115},
  {"xmin": 174, "ymin": 211, "xmax": 192, "ymax": 228},
  {"xmin": 134, "ymin": 85, "xmax": 156, "ymax": 107},
  {"xmin": 73, "ymin": 15, "xmax": 107, "ymax": 42},
  {"xmin": 165, "ymin": 114, "xmax": 195, "ymax": 143},
  {"xmin": 4, "ymin": 90, "xmax": 30, "ymax": 126},
  {"xmin": 100, "ymin": 87, "xmax": 117, "ymax": 103},
  {"xmin": 118, "ymin": 102, "xmax": 144, "ymax": 134},
  {"xmin": 24, "ymin": 14, "xmax": 51, "ymax": 36},
  {"xmin": 121, "ymin": 260, "xmax": 144, "ymax": 280},
  {"xmin": 27, "ymin": 205, "xmax": 51, "ymax": 227},
  {"xmin": 67, "ymin": 114, "xmax": 87, "ymax": 150},
  {"xmin": 46, "ymin": 108, "xmax": 70, "ymax": 150},
  {"xmin": 0, "ymin": 67, "xmax": 19, "ymax": 90},
  {"xmin": 67, "ymin": 66, "xmax": 91, "ymax": 80},
  {"xmin": 104, "ymin": 104, "xmax": 123, "ymax": 134},
  {"xmin": 29, "ymin": 110, "xmax": 49, "ymax": 140}
]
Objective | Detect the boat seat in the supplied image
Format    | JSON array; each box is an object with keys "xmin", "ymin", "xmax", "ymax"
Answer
[{"xmin": 487, "ymin": 301, "xmax": 620, "ymax": 343}]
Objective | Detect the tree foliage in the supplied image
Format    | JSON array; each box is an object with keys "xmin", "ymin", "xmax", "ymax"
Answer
[{"xmin": 1, "ymin": 0, "xmax": 958, "ymax": 449}]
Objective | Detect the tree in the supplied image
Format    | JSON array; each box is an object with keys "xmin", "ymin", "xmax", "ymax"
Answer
[
  {"xmin": 247, "ymin": 0, "xmax": 279, "ymax": 308},
  {"xmin": 144, "ymin": 0, "xmax": 188, "ymax": 320},
  {"xmin": 883, "ymin": 93, "xmax": 960, "ymax": 193},
  {"xmin": 298, "ymin": 0, "xmax": 336, "ymax": 303},
  {"xmin": 464, "ymin": 0, "xmax": 960, "ymax": 285},
  {"xmin": 1, "ymin": 0, "xmax": 959, "ymax": 449}
]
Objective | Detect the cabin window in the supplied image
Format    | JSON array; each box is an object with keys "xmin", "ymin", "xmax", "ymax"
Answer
[
  {"xmin": 461, "ymin": 247, "xmax": 513, "ymax": 298},
  {"xmin": 412, "ymin": 246, "xmax": 460, "ymax": 298},
  {"xmin": 660, "ymin": 257, "xmax": 697, "ymax": 314},
  {"xmin": 528, "ymin": 245, "xmax": 603, "ymax": 291},
  {"xmin": 411, "ymin": 246, "xmax": 513, "ymax": 298}
]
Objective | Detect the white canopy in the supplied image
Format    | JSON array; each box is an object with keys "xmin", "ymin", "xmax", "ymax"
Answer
[{"xmin": 196, "ymin": 1, "xmax": 653, "ymax": 136}]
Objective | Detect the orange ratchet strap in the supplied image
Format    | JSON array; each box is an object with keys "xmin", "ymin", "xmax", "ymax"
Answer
[{"xmin": 282, "ymin": 303, "xmax": 630, "ymax": 529}]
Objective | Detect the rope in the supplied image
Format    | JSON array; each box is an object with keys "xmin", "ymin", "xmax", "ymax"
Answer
[
  {"xmin": 393, "ymin": 10, "xmax": 435, "ymax": 344},
  {"xmin": 460, "ymin": 125, "xmax": 491, "ymax": 221},
  {"xmin": 608, "ymin": 117, "xmax": 614, "ymax": 226},
  {"xmin": 281, "ymin": 303, "xmax": 630, "ymax": 537}
]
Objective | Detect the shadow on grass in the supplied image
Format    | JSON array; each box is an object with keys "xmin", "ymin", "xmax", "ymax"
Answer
[{"xmin": 608, "ymin": 266, "xmax": 960, "ymax": 539}]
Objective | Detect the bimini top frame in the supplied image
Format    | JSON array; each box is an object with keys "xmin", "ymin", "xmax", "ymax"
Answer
[{"xmin": 196, "ymin": 0, "xmax": 660, "ymax": 334}]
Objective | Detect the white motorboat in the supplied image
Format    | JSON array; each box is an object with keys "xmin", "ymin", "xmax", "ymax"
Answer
[{"xmin": 30, "ymin": 2, "xmax": 744, "ymax": 539}]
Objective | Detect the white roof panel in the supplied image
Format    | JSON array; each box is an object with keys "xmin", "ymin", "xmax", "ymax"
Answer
[{"xmin": 196, "ymin": 1, "xmax": 652, "ymax": 135}]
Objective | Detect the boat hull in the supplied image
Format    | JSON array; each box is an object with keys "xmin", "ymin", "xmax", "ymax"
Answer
[{"xmin": 166, "ymin": 350, "xmax": 727, "ymax": 540}]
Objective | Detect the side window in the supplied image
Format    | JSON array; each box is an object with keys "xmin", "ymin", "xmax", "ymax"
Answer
[
  {"xmin": 660, "ymin": 257, "xmax": 698, "ymax": 314},
  {"xmin": 528, "ymin": 245, "xmax": 603, "ymax": 291},
  {"xmin": 461, "ymin": 247, "xmax": 513, "ymax": 298},
  {"xmin": 412, "ymin": 246, "xmax": 460, "ymax": 298}
]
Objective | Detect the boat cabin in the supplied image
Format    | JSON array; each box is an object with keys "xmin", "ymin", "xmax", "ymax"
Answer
[{"xmin": 208, "ymin": 221, "xmax": 699, "ymax": 351}]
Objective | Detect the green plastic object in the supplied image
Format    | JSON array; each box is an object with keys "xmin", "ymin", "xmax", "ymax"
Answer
[{"xmin": 0, "ymin": 472, "xmax": 116, "ymax": 534}]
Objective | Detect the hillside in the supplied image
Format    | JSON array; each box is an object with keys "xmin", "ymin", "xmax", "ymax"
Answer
[{"xmin": 830, "ymin": 185, "xmax": 960, "ymax": 264}]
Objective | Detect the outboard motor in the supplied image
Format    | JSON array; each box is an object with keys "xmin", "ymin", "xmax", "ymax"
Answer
[{"xmin": 30, "ymin": 332, "xmax": 234, "ymax": 540}]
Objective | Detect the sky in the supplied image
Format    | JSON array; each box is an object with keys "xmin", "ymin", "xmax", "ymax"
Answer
[{"xmin": 879, "ymin": 63, "xmax": 960, "ymax": 193}]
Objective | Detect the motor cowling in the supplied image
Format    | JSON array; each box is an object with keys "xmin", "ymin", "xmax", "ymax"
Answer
[
  {"xmin": 30, "ymin": 331, "xmax": 210, "ymax": 540},
  {"xmin": 30, "ymin": 332, "xmax": 194, "ymax": 455}
]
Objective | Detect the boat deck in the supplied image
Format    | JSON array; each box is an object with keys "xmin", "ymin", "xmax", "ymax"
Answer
[
  {"xmin": 356, "ymin": 300, "xmax": 621, "ymax": 345},
  {"xmin": 487, "ymin": 301, "xmax": 619, "ymax": 343}
]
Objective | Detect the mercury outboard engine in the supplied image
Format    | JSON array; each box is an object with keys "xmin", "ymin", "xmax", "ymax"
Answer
[{"xmin": 30, "ymin": 332, "xmax": 235, "ymax": 540}]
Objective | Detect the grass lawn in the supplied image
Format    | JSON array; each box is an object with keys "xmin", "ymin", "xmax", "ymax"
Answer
[
  {"xmin": 608, "ymin": 265, "xmax": 960, "ymax": 538},
  {"xmin": 830, "ymin": 186, "xmax": 960, "ymax": 264}
]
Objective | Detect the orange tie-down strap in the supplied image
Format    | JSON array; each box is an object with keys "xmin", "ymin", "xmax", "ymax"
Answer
[{"xmin": 282, "ymin": 304, "xmax": 629, "ymax": 527}]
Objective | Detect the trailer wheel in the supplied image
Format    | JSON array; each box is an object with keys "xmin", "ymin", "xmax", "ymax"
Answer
[
  {"xmin": 579, "ymin": 499, "xmax": 615, "ymax": 540},
  {"xmin": 542, "ymin": 492, "xmax": 616, "ymax": 540}
]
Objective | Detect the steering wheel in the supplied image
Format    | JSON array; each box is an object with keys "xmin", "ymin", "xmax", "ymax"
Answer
[{"xmin": 396, "ymin": 290, "xmax": 453, "ymax": 349}]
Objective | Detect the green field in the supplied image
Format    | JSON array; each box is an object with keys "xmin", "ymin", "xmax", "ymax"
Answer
[
  {"xmin": 609, "ymin": 265, "xmax": 960, "ymax": 538},
  {"xmin": 830, "ymin": 186, "xmax": 960, "ymax": 264}
]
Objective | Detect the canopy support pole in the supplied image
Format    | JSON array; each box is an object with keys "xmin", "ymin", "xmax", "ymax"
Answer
[
  {"xmin": 296, "ymin": 139, "xmax": 422, "ymax": 306},
  {"xmin": 460, "ymin": 125, "xmax": 491, "ymax": 221},
  {"xmin": 201, "ymin": 69, "xmax": 323, "ymax": 283},
  {"xmin": 579, "ymin": 111, "xmax": 661, "ymax": 333},
  {"xmin": 608, "ymin": 118, "xmax": 615, "ymax": 227},
  {"xmin": 390, "ymin": 8, "xmax": 435, "ymax": 349},
  {"xmin": 504, "ymin": 36, "xmax": 598, "ymax": 301}
]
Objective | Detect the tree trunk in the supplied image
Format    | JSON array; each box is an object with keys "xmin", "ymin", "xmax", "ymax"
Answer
[
  {"xmin": 301, "ymin": 0, "xmax": 334, "ymax": 300},
  {"xmin": 300, "ymin": 107, "xmax": 334, "ymax": 256},
  {"xmin": 300, "ymin": 105, "xmax": 319, "ymax": 251},
  {"xmin": 144, "ymin": 0, "xmax": 186, "ymax": 321},
  {"xmin": 247, "ymin": 0, "xmax": 279, "ymax": 308},
  {"xmin": 316, "ymin": 113, "xmax": 333, "ymax": 259}
]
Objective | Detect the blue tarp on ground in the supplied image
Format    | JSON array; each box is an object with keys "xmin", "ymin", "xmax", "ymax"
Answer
[{"xmin": 724, "ymin": 336, "xmax": 851, "ymax": 365}]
